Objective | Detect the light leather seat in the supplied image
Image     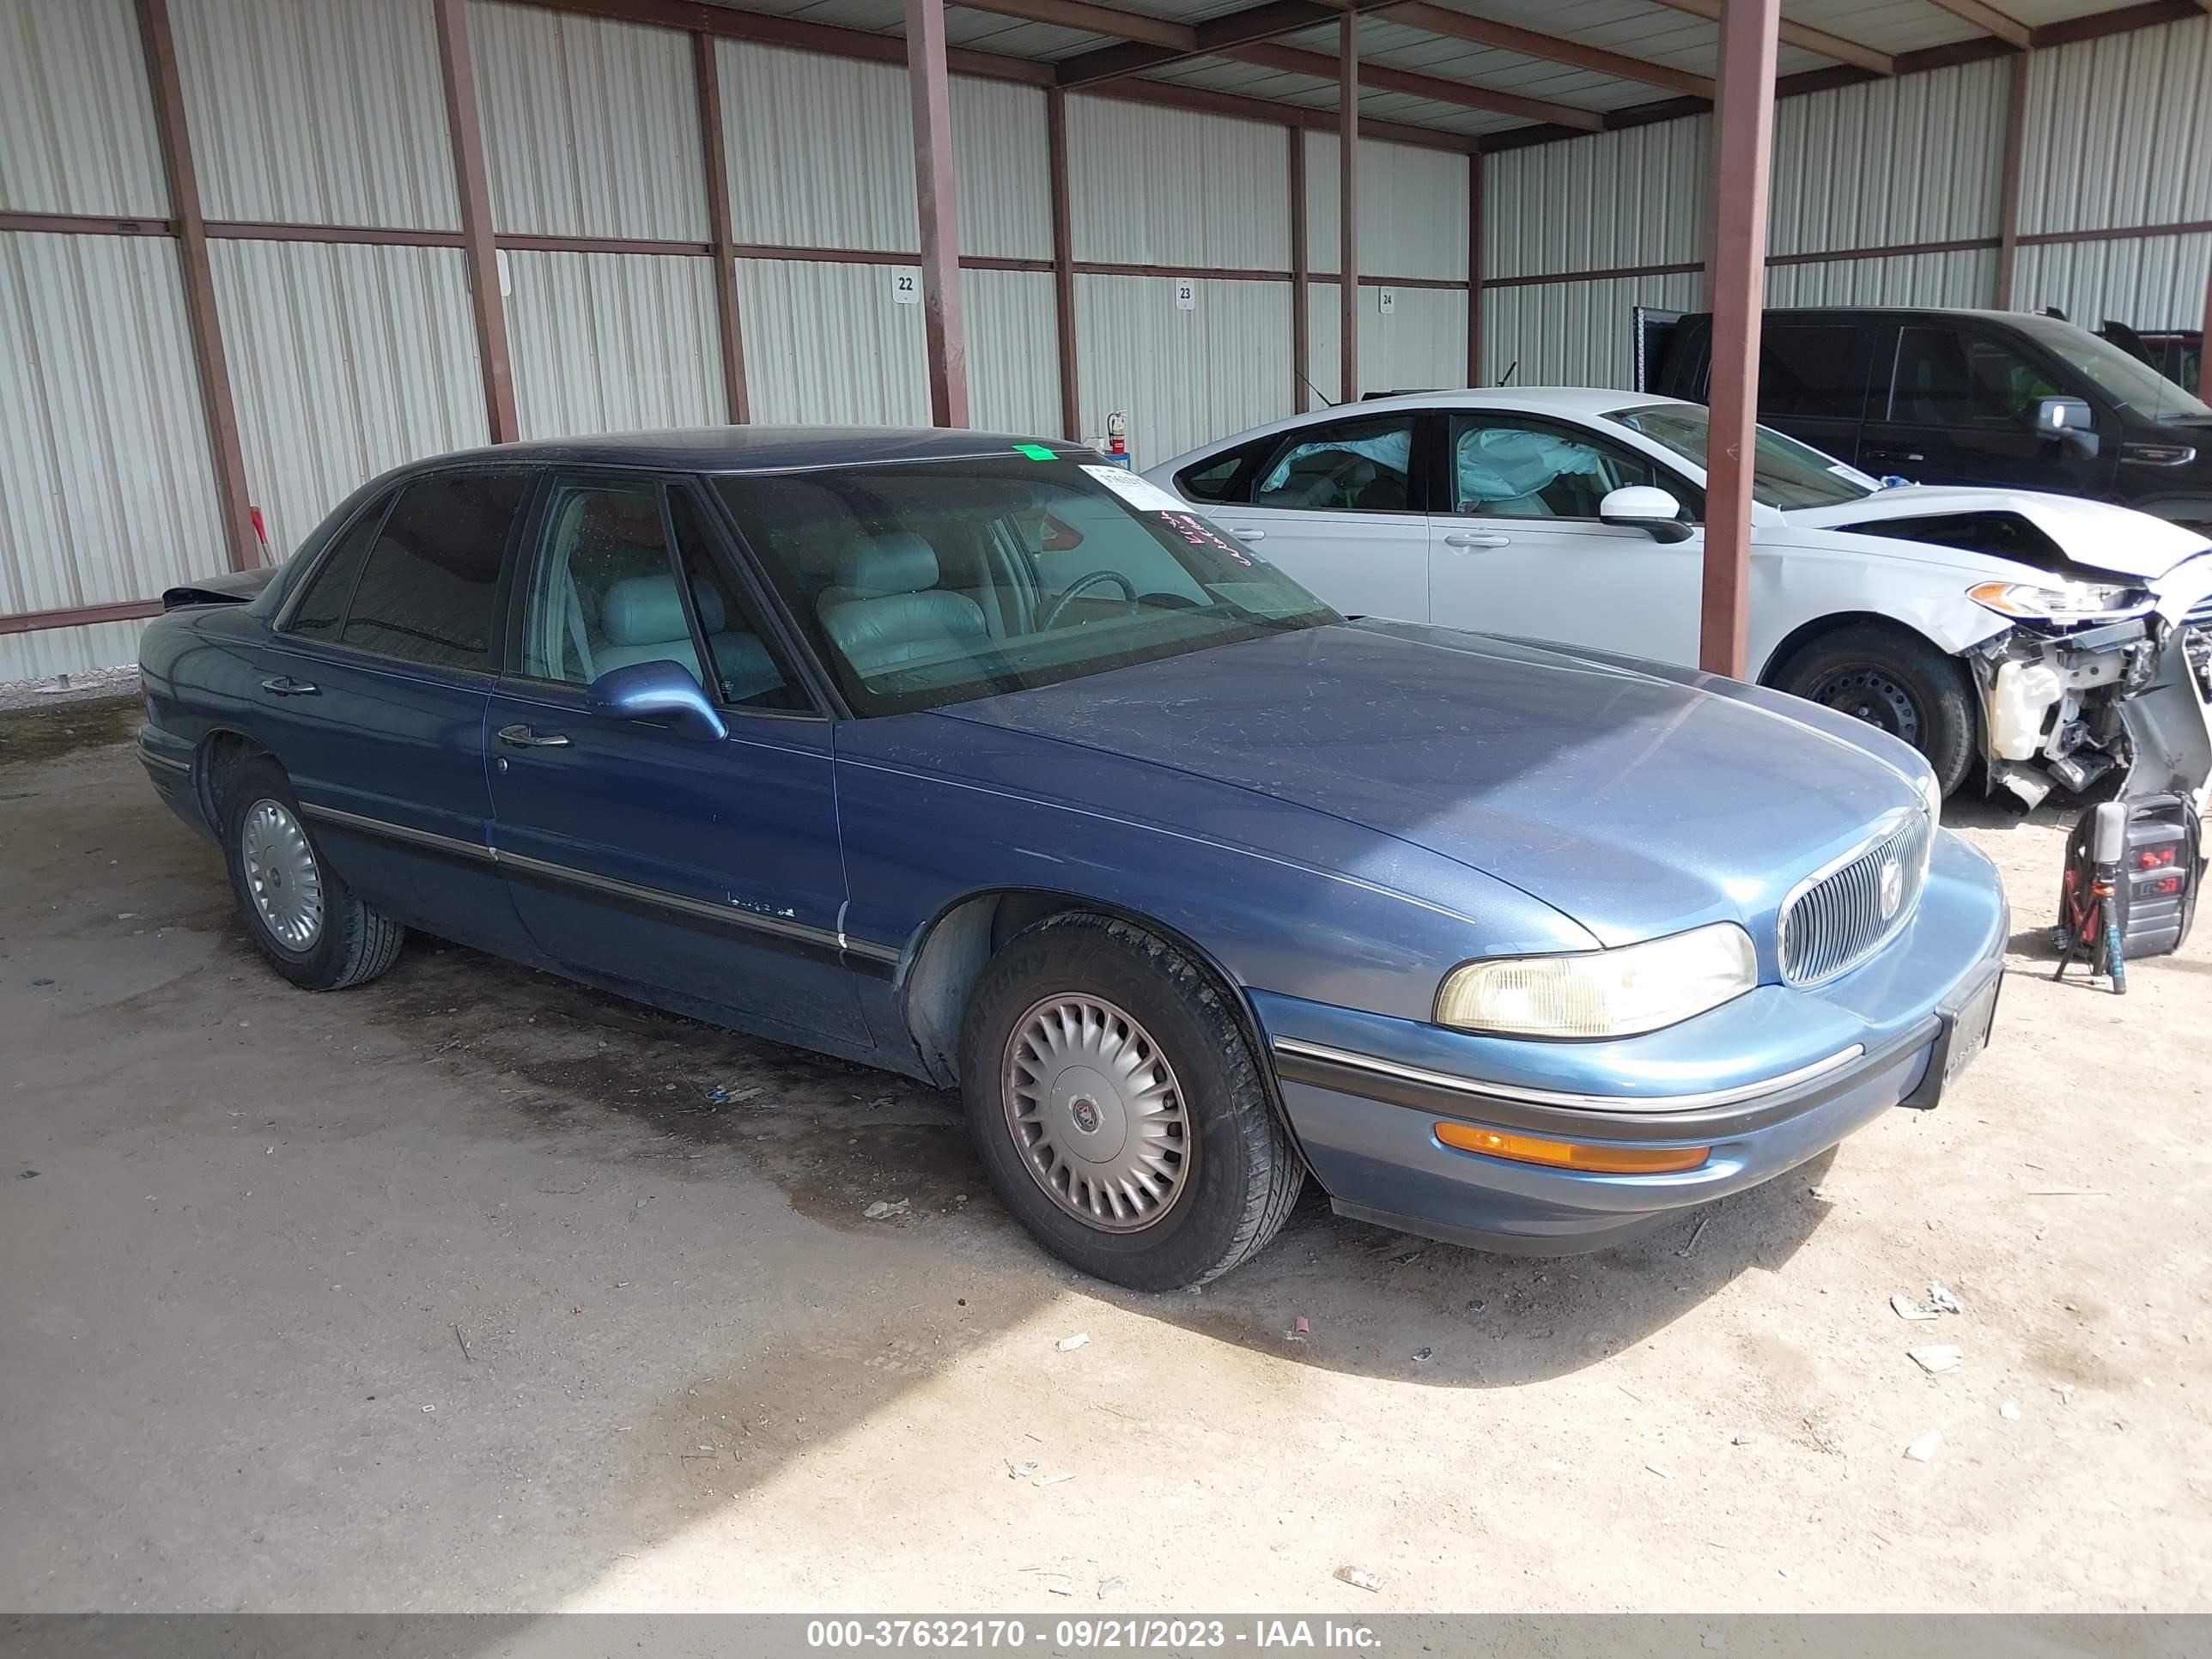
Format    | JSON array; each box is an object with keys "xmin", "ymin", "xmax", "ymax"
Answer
[
  {"xmin": 596, "ymin": 573, "xmax": 781, "ymax": 702},
  {"xmin": 817, "ymin": 532, "xmax": 988, "ymax": 678}
]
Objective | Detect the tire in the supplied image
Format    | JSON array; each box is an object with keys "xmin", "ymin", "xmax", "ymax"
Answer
[
  {"xmin": 957, "ymin": 913, "xmax": 1303, "ymax": 1291},
  {"xmin": 1774, "ymin": 623, "xmax": 1977, "ymax": 797},
  {"xmin": 218, "ymin": 755, "xmax": 404, "ymax": 992}
]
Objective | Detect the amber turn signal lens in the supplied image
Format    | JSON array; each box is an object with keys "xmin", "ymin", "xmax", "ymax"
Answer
[{"xmin": 1433, "ymin": 1121, "xmax": 1710, "ymax": 1175}]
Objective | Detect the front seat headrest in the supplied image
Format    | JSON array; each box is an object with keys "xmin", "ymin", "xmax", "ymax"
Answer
[
  {"xmin": 835, "ymin": 532, "xmax": 940, "ymax": 599},
  {"xmin": 601, "ymin": 574, "xmax": 722, "ymax": 645}
]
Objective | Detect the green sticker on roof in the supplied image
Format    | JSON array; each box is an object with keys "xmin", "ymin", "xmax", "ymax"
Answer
[{"xmin": 1012, "ymin": 442, "xmax": 1057, "ymax": 460}]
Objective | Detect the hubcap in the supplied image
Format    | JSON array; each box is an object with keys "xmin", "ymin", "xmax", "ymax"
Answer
[
  {"xmin": 1002, "ymin": 994, "xmax": 1194, "ymax": 1233},
  {"xmin": 1808, "ymin": 665, "xmax": 1922, "ymax": 744},
  {"xmin": 240, "ymin": 799, "xmax": 324, "ymax": 951}
]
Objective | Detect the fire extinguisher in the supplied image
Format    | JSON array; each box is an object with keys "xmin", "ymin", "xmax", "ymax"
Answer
[{"xmin": 1103, "ymin": 410, "xmax": 1131, "ymax": 470}]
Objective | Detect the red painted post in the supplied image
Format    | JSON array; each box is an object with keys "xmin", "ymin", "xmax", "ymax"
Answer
[
  {"xmin": 1290, "ymin": 126, "xmax": 1310, "ymax": 411},
  {"xmin": 433, "ymin": 0, "xmax": 520, "ymax": 445},
  {"xmin": 1467, "ymin": 148, "xmax": 1484, "ymax": 386},
  {"xmin": 1339, "ymin": 11, "xmax": 1359, "ymax": 405},
  {"xmin": 905, "ymin": 0, "xmax": 971, "ymax": 427},
  {"xmin": 1698, "ymin": 0, "xmax": 1782, "ymax": 679}
]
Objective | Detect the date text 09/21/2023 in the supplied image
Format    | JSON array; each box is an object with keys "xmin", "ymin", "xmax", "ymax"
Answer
[{"xmin": 805, "ymin": 1618, "xmax": 1381, "ymax": 1650}]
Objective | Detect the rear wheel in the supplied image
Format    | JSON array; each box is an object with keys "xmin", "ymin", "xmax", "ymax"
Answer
[
  {"xmin": 1775, "ymin": 623, "xmax": 1977, "ymax": 797},
  {"xmin": 220, "ymin": 756, "xmax": 404, "ymax": 991},
  {"xmin": 958, "ymin": 913, "xmax": 1302, "ymax": 1290}
]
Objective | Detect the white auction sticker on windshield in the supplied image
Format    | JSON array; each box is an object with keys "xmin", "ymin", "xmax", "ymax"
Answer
[{"xmin": 1081, "ymin": 465, "xmax": 1188, "ymax": 515}]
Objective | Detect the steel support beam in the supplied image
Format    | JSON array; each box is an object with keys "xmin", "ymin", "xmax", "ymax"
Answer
[
  {"xmin": 1699, "ymin": 0, "xmax": 1782, "ymax": 679},
  {"xmin": 1290, "ymin": 127, "xmax": 1311, "ymax": 412},
  {"xmin": 1339, "ymin": 12, "xmax": 1358, "ymax": 406},
  {"xmin": 1058, "ymin": 0, "xmax": 1397, "ymax": 89},
  {"xmin": 2200, "ymin": 257, "xmax": 2212, "ymax": 404},
  {"xmin": 134, "ymin": 0, "xmax": 260, "ymax": 573},
  {"xmin": 1047, "ymin": 88, "xmax": 1082, "ymax": 439},
  {"xmin": 1994, "ymin": 49, "xmax": 2030, "ymax": 307},
  {"xmin": 1467, "ymin": 150, "xmax": 1483, "ymax": 387},
  {"xmin": 1383, "ymin": 3, "xmax": 1716, "ymax": 100},
  {"xmin": 906, "ymin": 0, "xmax": 971, "ymax": 427},
  {"xmin": 1645, "ymin": 0, "xmax": 1892, "ymax": 76},
  {"xmin": 694, "ymin": 33, "xmax": 750, "ymax": 422},
  {"xmin": 1920, "ymin": 0, "xmax": 2033, "ymax": 49},
  {"xmin": 434, "ymin": 0, "xmax": 520, "ymax": 444},
  {"xmin": 1224, "ymin": 41, "xmax": 1604, "ymax": 130}
]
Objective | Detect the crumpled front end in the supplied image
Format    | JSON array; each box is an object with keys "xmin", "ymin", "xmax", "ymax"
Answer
[{"xmin": 1971, "ymin": 562, "xmax": 2212, "ymax": 810}]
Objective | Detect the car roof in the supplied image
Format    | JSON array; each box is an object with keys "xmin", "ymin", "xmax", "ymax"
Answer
[
  {"xmin": 413, "ymin": 425, "xmax": 1089, "ymax": 474},
  {"xmin": 1347, "ymin": 386, "xmax": 1688, "ymax": 417}
]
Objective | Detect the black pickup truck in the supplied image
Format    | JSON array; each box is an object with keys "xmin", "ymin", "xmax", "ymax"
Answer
[{"xmin": 1635, "ymin": 305, "xmax": 2212, "ymax": 532}]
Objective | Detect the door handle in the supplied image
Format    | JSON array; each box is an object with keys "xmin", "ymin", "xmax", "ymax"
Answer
[
  {"xmin": 1225, "ymin": 526, "xmax": 1266, "ymax": 542},
  {"xmin": 496, "ymin": 724, "xmax": 571, "ymax": 749},
  {"xmin": 258, "ymin": 675, "xmax": 317, "ymax": 696},
  {"xmin": 1442, "ymin": 532, "xmax": 1510, "ymax": 550}
]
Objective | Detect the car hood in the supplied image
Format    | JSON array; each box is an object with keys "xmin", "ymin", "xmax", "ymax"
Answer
[
  {"xmin": 1782, "ymin": 485, "xmax": 2212, "ymax": 580},
  {"xmin": 939, "ymin": 620, "xmax": 1921, "ymax": 947}
]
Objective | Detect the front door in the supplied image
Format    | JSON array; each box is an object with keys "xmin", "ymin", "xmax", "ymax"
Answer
[
  {"xmin": 248, "ymin": 470, "xmax": 537, "ymax": 958},
  {"xmin": 1427, "ymin": 410, "xmax": 1707, "ymax": 665},
  {"xmin": 1858, "ymin": 322, "xmax": 2119, "ymax": 495},
  {"xmin": 485, "ymin": 476, "xmax": 865, "ymax": 1047},
  {"xmin": 1203, "ymin": 408, "xmax": 1432, "ymax": 622}
]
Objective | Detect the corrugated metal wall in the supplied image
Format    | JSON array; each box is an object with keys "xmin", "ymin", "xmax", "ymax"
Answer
[
  {"xmin": 1304, "ymin": 134, "xmax": 1470, "ymax": 283},
  {"xmin": 1765, "ymin": 248, "xmax": 2000, "ymax": 308},
  {"xmin": 1769, "ymin": 59, "xmax": 2008, "ymax": 255},
  {"xmin": 505, "ymin": 250, "xmax": 725, "ymax": 439},
  {"xmin": 1485, "ymin": 118, "xmax": 1711, "ymax": 281},
  {"xmin": 738, "ymin": 258, "xmax": 931, "ymax": 427},
  {"xmin": 2014, "ymin": 234, "xmax": 2212, "ymax": 331},
  {"xmin": 1067, "ymin": 96, "xmax": 1291, "ymax": 270},
  {"xmin": 1075, "ymin": 275, "xmax": 1292, "ymax": 465},
  {"xmin": 965, "ymin": 268, "xmax": 1063, "ymax": 437},
  {"xmin": 2019, "ymin": 15, "xmax": 2210, "ymax": 236},
  {"xmin": 1307, "ymin": 283, "xmax": 1470, "ymax": 404},
  {"xmin": 0, "ymin": 0, "xmax": 167, "ymax": 218},
  {"xmin": 174, "ymin": 0, "xmax": 458, "ymax": 230},
  {"xmin": 471, "ymin": 0, "xmax": 707, "ymax": 242},
  {"xmin": 0, "ymin": 233, "xmax": 223, "ymax": 680},
  {"xmin": 212, "ymin": 239, "xmax": 487, "ymax": 556},
  {"xmin": 1482, "ymin": 271, "xmax": 1705, "ymax": 389}
]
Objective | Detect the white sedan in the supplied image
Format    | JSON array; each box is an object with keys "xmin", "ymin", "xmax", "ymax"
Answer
[{"xmin": 1148, "ymin": 388, "xmax": 2212, "ymax": 803}]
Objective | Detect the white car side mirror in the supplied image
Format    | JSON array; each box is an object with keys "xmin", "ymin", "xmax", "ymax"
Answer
[{"xmin": 1600, "ymin": 486, "xmax": 1694, "ymax": 544}]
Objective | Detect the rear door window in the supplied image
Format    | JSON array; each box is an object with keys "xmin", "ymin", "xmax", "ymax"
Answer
[
  {"xmin": 283, "ymin": 493, "xmax": 392, "ymax": 642},
  {"xmin": 1759, "ymin": 325, "xmax": 1872, "ymax": 421},
  {"xmin": 339, "ymin": 473, "xmax": 529, "ymax": 671},
  {"xmin": 1249, "ymin": 413, "xmax": 1421, "ymax": 513}
]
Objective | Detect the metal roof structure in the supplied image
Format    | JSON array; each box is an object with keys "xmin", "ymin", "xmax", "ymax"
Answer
[{"xmin": 641, "ymin": 0, "xmax": 2209, "ymax": 148}]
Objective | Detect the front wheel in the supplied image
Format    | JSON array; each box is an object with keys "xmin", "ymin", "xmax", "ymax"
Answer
[
  {"xmin": 220, "ymin": 756, "xmax": 404, "ymax": 991},
  {"xmin": 1774, "ymin": 623, "xmax": 1977, "ymax": 797},
  {"xmin": 958, "ymin": 913, "xmax": 1303, "ymax": 1290}
]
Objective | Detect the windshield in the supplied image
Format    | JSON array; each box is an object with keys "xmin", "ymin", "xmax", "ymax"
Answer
[
  {"xmin": 714, "ymin": 456, "xmax": 1338, "ymax": 717},
  {"xmin": 1605, "ymin": 403, "xmax": 1881, "ymax": 509},
  {"xmin": 2008, "ymin": 313, "xmax": 2212, "ymax": 423}
]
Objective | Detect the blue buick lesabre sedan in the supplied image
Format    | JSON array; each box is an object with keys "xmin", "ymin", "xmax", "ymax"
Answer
[{"xmin": 137, "ymin": 428, "xmax": 2007, "ymax": 1289}]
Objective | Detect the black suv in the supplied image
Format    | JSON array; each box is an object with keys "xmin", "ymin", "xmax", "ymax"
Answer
[{"xmin": 1636, "ymin": 305, "xmax": 2212, "ymax": 532}]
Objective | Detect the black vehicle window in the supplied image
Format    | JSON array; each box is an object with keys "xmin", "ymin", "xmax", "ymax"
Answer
[
  {"xmin": 338, "ymin": 473, "xmax": 526, "ymax": 670},
  {"xmin": 1759, "ymin": 325, "xmax": 1869, "ymax": 421},
  {"xmin": 1249, "ymin": 414, "xmax": 1419, "ymax": 512},
  {"xmin": 1173, "ymin": 439, "xmax": 1267, "ymax": 505},
  {"xmin": 1447, "ymin": 413, "xmax": 1704, "ymax": 521},
  {"xmin": 1889, "ymin": 327, "xmax": 2061, "ymax": 427},
  {"xmin": 283, "ymin": 494, "xmax": 392, "ymax": 641},
  {"xmin": 516, "ymin": 477, "xmax": 805, "ymax": 712}
]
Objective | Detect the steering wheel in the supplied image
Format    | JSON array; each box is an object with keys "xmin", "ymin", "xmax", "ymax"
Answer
[{"xmin": 1037, "ymin": 569, "xmax": 1138, "ymax": 630}]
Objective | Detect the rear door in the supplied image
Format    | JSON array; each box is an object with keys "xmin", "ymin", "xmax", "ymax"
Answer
[
  {"xmin": 1859, "ymin": 321, "xmax": 2119, "ymax": 495},
  {"xmin": 1200, "ymin": 409, "xmax": 1432, "ymax": 621},
  {"xmin": 1428, "ymin": 410, "xmax": 1708, "ymax": 664},
  {"xmin": 1756, "ymin": 319, "xmax": 1875, "ymax": 463},
  {"xmin": 249, "ymin": 469, "xmax": 536, "ymax": 958},
  {"xmin": 483, "ymin": 474, "xmax": 865, "ymax": 1047}
]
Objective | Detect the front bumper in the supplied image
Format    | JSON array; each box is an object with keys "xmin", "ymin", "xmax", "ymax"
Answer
[{"xmin": 1255, "ymin": 831, "xmax": 2008, "ymax": 1255}]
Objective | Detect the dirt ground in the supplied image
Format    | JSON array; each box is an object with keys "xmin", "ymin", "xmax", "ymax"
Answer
[{"xmin": 2, "ymin": 697, "xmax": 2207, "ymax": 1615}]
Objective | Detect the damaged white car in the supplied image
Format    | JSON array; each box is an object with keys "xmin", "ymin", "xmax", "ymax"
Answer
[{"xmin": 1148, "ymin": 389, "xmax": 2212, "ymax": 804}]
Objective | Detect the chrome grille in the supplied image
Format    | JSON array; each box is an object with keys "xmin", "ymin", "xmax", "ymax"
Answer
[{"xmin": 1778, "ymin": 811, "xmax": 1935, "ymax": 985}]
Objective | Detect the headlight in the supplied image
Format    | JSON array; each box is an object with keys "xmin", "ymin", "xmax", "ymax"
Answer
[
  {"xmin": 1967, "ymin": 579, "xmax": 2152, "ymax": 623},
  {"xmin": 1436, "ymin": 921, "xmax": 1758, "ymax": 1039}
]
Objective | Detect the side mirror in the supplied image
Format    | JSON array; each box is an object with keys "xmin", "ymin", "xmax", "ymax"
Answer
[
  {"xmin": 586, "ymin": 659, "xmax": 727, "ymax": 743},
  {"xmin": 2035, "ymin": 396, "xmax": 2101, "ymax": 458},
  {"xmin": 1600, "ymin": 485, "xmax": 1694, "ymax": 544}
]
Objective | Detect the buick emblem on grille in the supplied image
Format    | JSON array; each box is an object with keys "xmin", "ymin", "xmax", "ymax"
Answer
[{"xmin": 1879, "ymin": 857, "xmax": 1905, "ymax": 920}]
